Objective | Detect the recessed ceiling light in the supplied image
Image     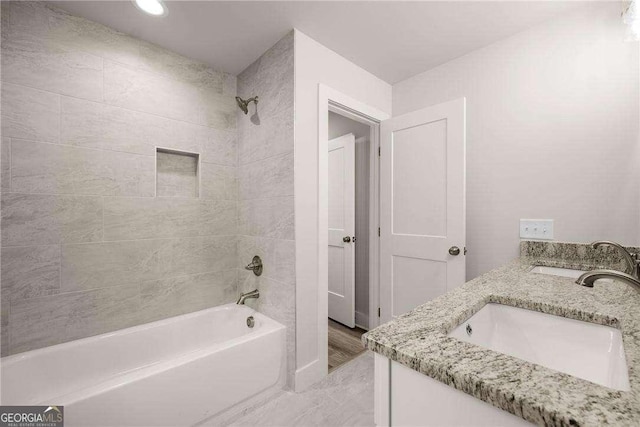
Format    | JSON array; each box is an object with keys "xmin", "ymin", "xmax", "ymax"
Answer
[{"xmin": 133, "ymin": 0, "xmax": 167, "ymax": 17}]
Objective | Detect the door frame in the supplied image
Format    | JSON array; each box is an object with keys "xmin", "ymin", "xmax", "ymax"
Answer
[{"xmin": 318, "ymin": 84, "xmax": 390, "ymax": 376}]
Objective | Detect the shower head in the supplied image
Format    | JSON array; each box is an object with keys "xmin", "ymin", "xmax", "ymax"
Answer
[{"xmin": 235, "ymin": 96, "xmax": 259, "ymax": 115}]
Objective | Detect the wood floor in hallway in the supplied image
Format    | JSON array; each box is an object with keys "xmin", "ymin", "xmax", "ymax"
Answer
[{"xmin": 328, "ymin": 319, "xmax": 367, "ymax": 372}]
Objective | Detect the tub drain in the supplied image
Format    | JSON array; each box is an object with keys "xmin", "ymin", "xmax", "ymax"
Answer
[{"xmin": 246, "ymin": 316, "xmax": 255, "ymax": 328}]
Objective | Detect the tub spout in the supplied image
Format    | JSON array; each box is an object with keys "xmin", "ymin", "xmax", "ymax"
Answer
[{"xmin": 237, "ymin": 289, "xmax": 259, "ymax": 305}]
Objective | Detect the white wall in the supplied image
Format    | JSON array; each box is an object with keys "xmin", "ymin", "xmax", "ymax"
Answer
[
  {"xmin": 294, "ymin": 29, "xmax": 391, "ymax": 390},
  {"xmin": 393, "ymin": 2, "xmax": 640, "ymax": 280},
  {"xmin": 328, "ymin": 111, "xmax": 370, "ymax": 139}
]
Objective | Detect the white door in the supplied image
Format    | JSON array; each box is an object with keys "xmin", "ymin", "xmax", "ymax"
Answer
[
  {"xmin": 379, "ymin": 98, "xmax": 466, "ymax": 324},
  {"xmin": 328, "ymin": 133, "xmax": 356, "ymax": 327}
]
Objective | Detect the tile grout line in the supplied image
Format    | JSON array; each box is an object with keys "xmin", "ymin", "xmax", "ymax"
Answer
[
  {"xmin": 7, "ymin": 130, "xmax": 238, "ymax": 167},
  {"xmin": 1, "ymin": 189, "xmax": 238, "ymax": 201},
  {"xmin": 8, "ymin": 137, "xmax": 12, "ymax": 193},
  {"xmin": 1, "ymin": 81, "xmax": 237, "ymax": 135},
  {"xmin": 238, "ymin": 149, "xmax": 294, "ymax": 167},
  {"xmin": 16, "ymin": 268, "xmax": 242, "ymax": 303}
]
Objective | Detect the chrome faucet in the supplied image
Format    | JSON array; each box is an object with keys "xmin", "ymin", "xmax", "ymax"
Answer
[
  {"xmin": 236, "ymin": 289, "xmax": 259, "ymax": 305},
  {"xmin": 575, "ymin": 241, "xmax": 640, "ymax": 292},
  {"xmin": 590, "ymin": 241, "xmax": 639, "ymax": 278}
]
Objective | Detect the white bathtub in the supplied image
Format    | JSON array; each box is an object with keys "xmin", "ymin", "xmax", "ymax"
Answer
[{"xmin": 1, "ymin": 304, "xmax": 286, "ymax": 426}]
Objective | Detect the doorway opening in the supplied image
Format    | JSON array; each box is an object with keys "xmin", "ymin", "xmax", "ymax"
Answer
[{"xmin": 327, "ymin": 108, "xmax": 377, "ymax": 372}]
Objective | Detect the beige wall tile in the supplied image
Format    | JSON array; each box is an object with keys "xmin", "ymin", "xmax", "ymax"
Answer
[
  {"xmin": 170, "ymin": 236, "xmax": 237, "ymax": 277},
  {"xmin": 104, "ymin": 197, "xmax": 236, "ymax": 241},
  {"xmin": 1, "ymin": 193, "xmax": 103, "ymax": 246},
  {"xmin": 11, "ymin": 139, "xmax": 155, "ymax": 196},
  {"xmin": 200, "ymin": 163, "xmax": 237, "ymax": 200},
  {"xmin": 104, "ymin": 60, "xmax": 235, "ymax": 129},
  {"xmin": 140, "ymin": 270, "xmax": 237, "ymax": 322},
  {"xmin": 2, "ymin": 245, "xmax": 61, "ymax": 301},
  {"xmin": 1, "ymin": 138, "xmax": 11, "ymax": 192},
  {"xmin": 1, "ymin": 37, "xmax": 103, "ymax": 102},
  {"xmin": 274, "ymin": 239, "xmax": 296, "ymax": 286},
  {"xmin": 1, "ymin": 83, "xmax": 60, "ymax": 143},
  {"xmin": 238, "ymin": 106, "xmax": 293, "ymax": 165},
  {"xmin": 61, "ymin": 239, "xmax": 173, "ymax": 292},
  {"xmin": 238, "ymin": 197, "xmax": 294, "ymax": 239},
  {"xmin": 136, "ymin": 41, "xmax": 225, "ymax": 91},
  {"xmin": 60, "ymin": 97, "xmax": 206, "ymax": 156},
  {"xmin": 9, "ymin": 284, "xmax": 140, "ymax": 354},
  {"xmin": 0, "ymin": 1, "xmax": 245, "ymax": 356},
  {"xmin": 1, "ymin": 297, "xmax": 9, "ymax": 357},
  {"xmin": 236, "ymin": 31, "xmax": 295, "ymax": 388},
  {"xmin": 238, "ymin": 152, "xmax": 294, "ymax": 200},
  {"xmin": 201, "ymin": 128, "xmax": 237, "ymax": 166},
  {"xmin": 59, "ymin": 97, "xmax": 106, "ymax": 150}
]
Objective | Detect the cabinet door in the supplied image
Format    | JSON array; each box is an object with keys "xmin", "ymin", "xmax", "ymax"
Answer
[{"xmin": 390, "ymin": 361, "xmax": 530, "ymax": 426}]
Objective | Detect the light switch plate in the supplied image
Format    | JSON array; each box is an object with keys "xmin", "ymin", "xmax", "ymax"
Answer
[{"xmin": 520, "ymin": 219, "xmax": 554, "ymax": 240}]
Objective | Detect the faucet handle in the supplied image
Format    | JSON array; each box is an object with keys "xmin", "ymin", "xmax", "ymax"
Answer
[{"xmin": 245, "ymin": 255, "xmax": 263, "ymax": 276}]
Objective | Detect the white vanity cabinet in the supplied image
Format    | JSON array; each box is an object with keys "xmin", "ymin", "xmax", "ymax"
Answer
[{"xmin": 374, "ymin": 354, "xmax": 531, "ymax": 426}]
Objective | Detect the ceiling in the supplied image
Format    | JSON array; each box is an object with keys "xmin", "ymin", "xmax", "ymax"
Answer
[{"xmin": 52, "ymin": 1, "xmax": 588, "ymax": 84}]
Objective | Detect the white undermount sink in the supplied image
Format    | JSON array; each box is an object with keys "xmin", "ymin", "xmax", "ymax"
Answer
[
  {"xmin": 529, "ymin": 265, "xmax": 585, "ymax": 279},
  {"xmin": 448, "ymin": 303, "xmax": 629, "ymax": 390}
]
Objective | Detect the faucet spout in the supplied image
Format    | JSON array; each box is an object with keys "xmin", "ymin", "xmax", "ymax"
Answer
[
  {"xmin": 236, "ymin": 289, "xmax": 259, "ymax": 305},
  {"xmin": 576, "ymin": 269, "xmax": 640, "ymax": 292},
  {"xmin": 591, "ymin": 241, "xmax": 639, "ymax": 278}
]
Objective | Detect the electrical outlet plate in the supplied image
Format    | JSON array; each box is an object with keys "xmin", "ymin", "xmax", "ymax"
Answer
[{"xmin": 520, "ymin": 219, "xmax": 554, "ymax": 240}]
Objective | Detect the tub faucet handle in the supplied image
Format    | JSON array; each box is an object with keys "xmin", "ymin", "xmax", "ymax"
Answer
[{"xmin": 245, "ymin": 255, "xmax": 263, "ymax": 276}]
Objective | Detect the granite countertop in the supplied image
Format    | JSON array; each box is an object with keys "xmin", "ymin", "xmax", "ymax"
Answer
[{"xmin": 363, "ymin": 246, "xmax": 640, "ymax": 426}]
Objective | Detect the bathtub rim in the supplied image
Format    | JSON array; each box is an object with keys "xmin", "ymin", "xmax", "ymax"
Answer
[
  {"xmin": 50, "ymin": 316, "xmax": 286, "ymax": 407},
  {"xmin": 1, "ymin": 303, "xmax": 286, "ymax": 406},
  {"xmin": 1, "ymin": 303, "xmax": 282, "ymax": 365}
]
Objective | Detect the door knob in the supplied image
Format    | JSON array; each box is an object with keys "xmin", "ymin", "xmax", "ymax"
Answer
[
  {"xmin": 343, "ymin": 236, "xmax": 351, "ymax": 243},
  {"xmin": 449, "ymin": 246, "xmax": 460, "ymax": 256}
]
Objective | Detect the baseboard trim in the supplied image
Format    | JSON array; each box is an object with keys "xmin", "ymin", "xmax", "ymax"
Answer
[
  {"xmin": 355, "ymin": 310, "xmax": 369, "ymax": 330},
  {"xmin": 295, "ymin": 358, "xmax": 325, "ymax": 392}
]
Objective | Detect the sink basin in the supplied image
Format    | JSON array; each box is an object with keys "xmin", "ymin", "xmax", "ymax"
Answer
[
  {"xmin": 530, "ymin": 265, "xmax": 585, "ymax": 279},
  {"xmin": 448, "ymin": 303, "xmax": 629, "ymax": 390}
]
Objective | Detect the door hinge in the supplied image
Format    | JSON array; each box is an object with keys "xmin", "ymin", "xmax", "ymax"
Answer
[
  {"xmin": 378, "ymin": 227, "xmax": 380, "ymax": 237},
  {"xmin": 378, "ymin": 307, "xmax": 381, "ymax": 317},
  {"xmin": 378, "ymin": 147, "xmax": 381, "ymax": 156}
]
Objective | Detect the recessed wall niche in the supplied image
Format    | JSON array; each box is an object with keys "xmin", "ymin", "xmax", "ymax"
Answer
[{"xmin": 156, "ymin": 148, "xmax": 200, "ymax": 198}]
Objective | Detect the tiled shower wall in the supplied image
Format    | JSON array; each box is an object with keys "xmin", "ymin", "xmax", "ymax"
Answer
[
  {"xmin": 236, "ymin": 32, "xmax": 296, "ymax": 387},
  {"xmin": 0, "ymin": 2, "xmax": 239, "ymax": 356}
]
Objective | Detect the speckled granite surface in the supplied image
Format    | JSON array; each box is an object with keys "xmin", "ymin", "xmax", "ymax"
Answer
[
  {"xmin": 363, "ymin": 247, "xmax": 640, "ymax": 426},
  {"xmin": 521, "ymin": 240, "xmax": 640, "ymax": 272}
]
